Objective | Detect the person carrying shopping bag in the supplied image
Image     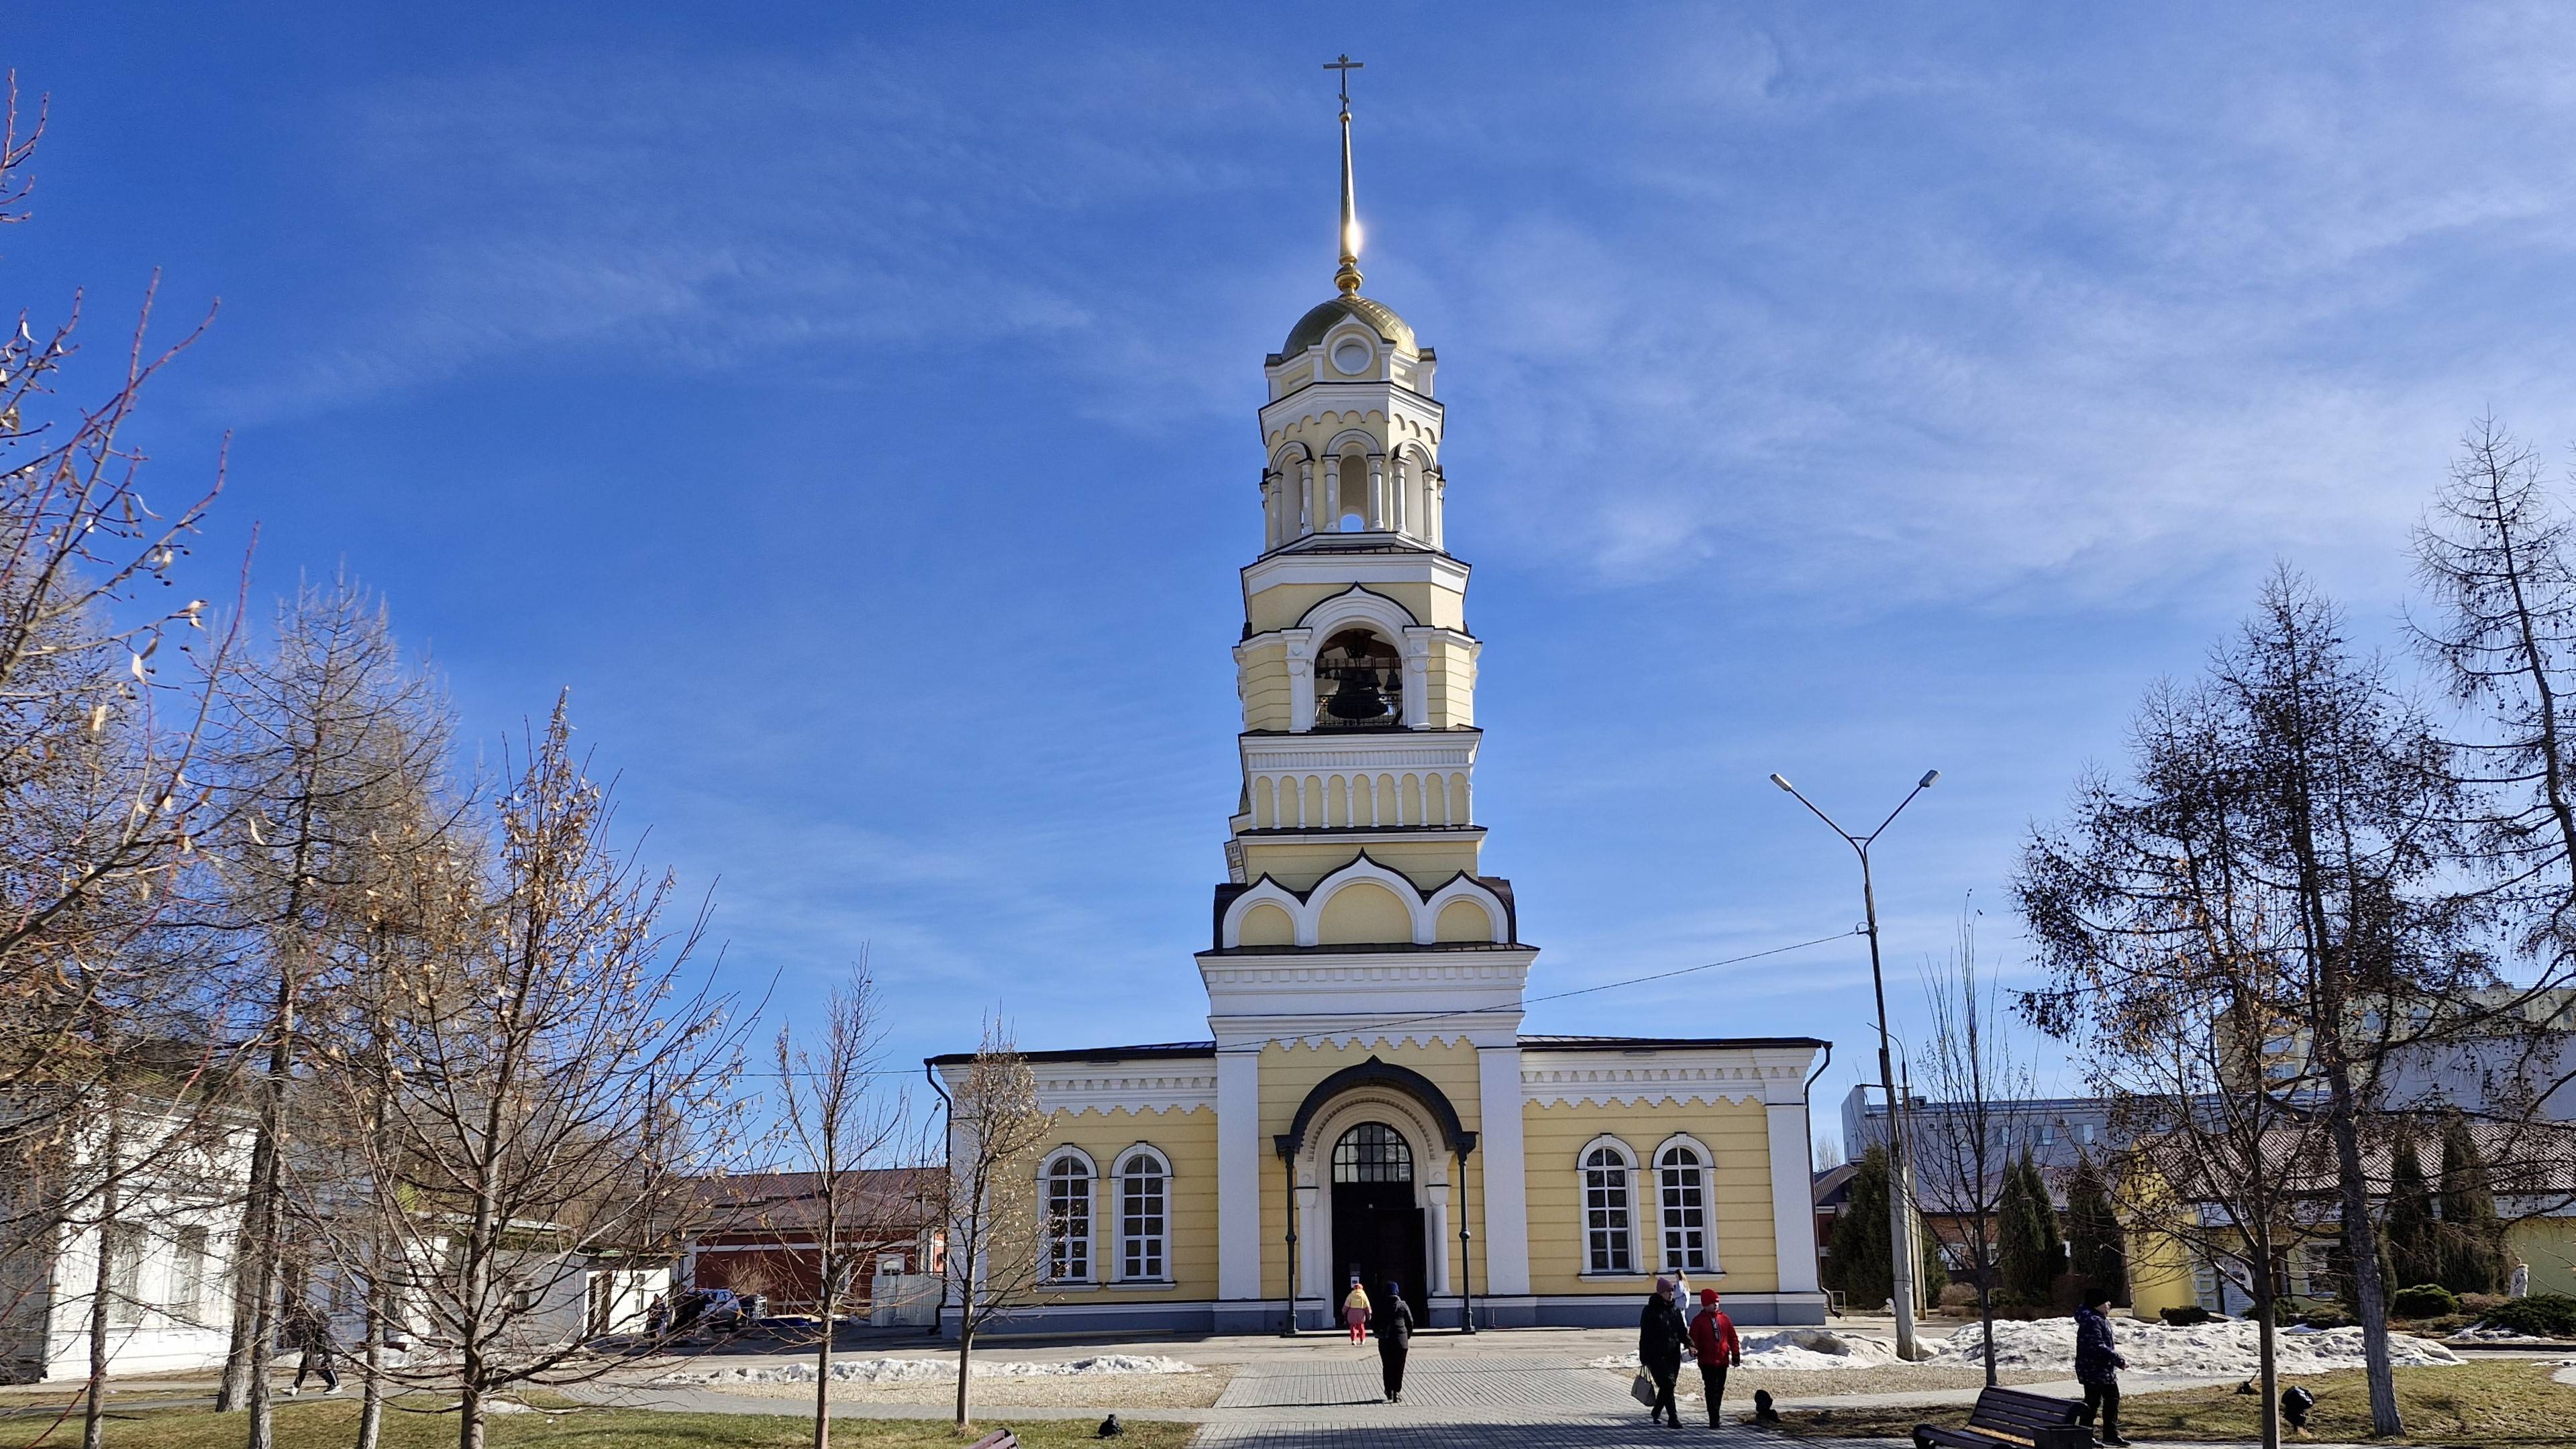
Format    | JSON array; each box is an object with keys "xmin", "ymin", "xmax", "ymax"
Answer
[
  {"xmin": 1341, "ymin": 1276, "xmax": 1372, "ymax": 1345},
  {"xmin": 1637, "ymin": 1275, "xmax": 1690, "ymax": 1427}
]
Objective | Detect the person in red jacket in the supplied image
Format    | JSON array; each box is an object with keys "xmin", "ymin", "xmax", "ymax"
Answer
[{"xmin": 1688, "ymin": 1288, "xmax": 1741, "ymax": 1427}]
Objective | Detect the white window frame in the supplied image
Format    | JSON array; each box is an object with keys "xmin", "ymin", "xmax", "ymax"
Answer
[
  {"xmin": 1113, "ymin": 1145, "xmax": 1173, "ymax": 1284},
  {"xmin": 1652, "ymin": 1134, "xmax": 1718, "ymax": 1275},
  {"xmin": 1039, "ymin": 1146, "xmax": 1098, "ymax": 1285},
  {"xmin": 1578, "ymin": 1135, "xmax": 1640, "ymax": 1277}
]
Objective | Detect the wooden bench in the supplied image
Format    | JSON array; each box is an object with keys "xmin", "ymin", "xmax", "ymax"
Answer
[
  {"xmin": 964, "ymin": 1432, "xmax": 1017, "ymax": 1449},
  {"xmin": 1914, "ymin": 1384, "xmax": 2089, "ymax": 1449}
]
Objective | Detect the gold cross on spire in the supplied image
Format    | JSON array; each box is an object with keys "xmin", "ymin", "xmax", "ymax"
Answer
[{"xmin": 1325, "ymin": 54, "xmax": 1365, "ymax": 294}]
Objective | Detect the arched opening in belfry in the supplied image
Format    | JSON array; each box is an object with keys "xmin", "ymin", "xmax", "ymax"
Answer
[
  {"xmin": 1315, "ymin": 628, "xmax": 1402, "ymax": 729},
  {"xmin": 1339, "ymin": 445, "xmax": 1372, "ymax": 531}
]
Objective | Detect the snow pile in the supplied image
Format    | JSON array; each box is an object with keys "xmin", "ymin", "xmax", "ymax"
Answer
[
  {"xmin": 1946, "ymin": 1318, "xmax": 2461, "ymax": 1377},
  {"xmin": 1741, "ymin": 1329, "xmax": 1912, "ymax": 1371},
  {"xmin": 673, "ymin": 1354, "xmax": 1197, "ymax": 1385},
  {"xmin": 1593, "ymin": 1330, "xmax": 1914, "ymax": 1372}
]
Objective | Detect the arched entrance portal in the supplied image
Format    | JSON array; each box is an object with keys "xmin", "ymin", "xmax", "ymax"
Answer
[{"xmin": 1330, "ymin": 1123, "xmax": 1427, "ymax": 1323}]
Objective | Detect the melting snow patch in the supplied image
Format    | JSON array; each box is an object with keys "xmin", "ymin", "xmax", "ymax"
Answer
[
  {"xmin": 670, "ymin": 1354, "xmax": 1198, "ymax": 1385},
  {"xmin": 1946, "ymin": 1318, "xmax": 2461, "ymax": 1377},
  {"xmin": 1593, "ymin": 1331, "xmax": 1920, "ymax": 1372}
]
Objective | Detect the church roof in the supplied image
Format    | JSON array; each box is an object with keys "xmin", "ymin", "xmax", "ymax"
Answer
[
  {"xmin": 1517, "ymin": 1034, "xmax": 1833, "ymax": 1051},
  {"xmin": 1282, "ymin": 293, "xmax": 1415, "ymax": 356},
  {"xmin": 925, "ymin": 1040, "xmax": 1216, "ymax": 1067}
]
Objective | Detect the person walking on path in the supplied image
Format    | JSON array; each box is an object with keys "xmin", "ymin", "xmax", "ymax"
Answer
[
  {"xmin": 1638, "ymin": 1275, "xmax": 1690, "ymax": 1427},
  {"xmin": 1341, "ymin": 1277, "xmax": 1372, "ymax": 1345},
  {"xmin": 2073, "ymin": 1292, "xmax": 2129, "ymax": 1447},
  {"xmin": 282, "ymin": 1302, "xmax": 341, "ymax": 1395},
  {"xmin": 1689, "ymin": 1287, "xmax": 1741, "ymax": 1426},
  {"xmin": 1374, "ymin": 1281, "xmax": 1413, "ymax": 1403}
]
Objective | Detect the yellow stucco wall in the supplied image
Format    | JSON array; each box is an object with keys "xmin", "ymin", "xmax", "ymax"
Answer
[
  {"xmin": 2510, "ymin": 1217, "xmax": 2576, "ymax": 1298},
  {"xmin": 1244, "ymin": 580, "xmax": 1467, "ymax": 639},
  {"xmin": 2124, "ymin": 1228, "xmax": 2198, "ymax": 1320},
  {"xmin": 1031, "ymin": 1105, "xmax": 1219, "ymax": 1304},
  {"xmin": 1236, "ymin": 839, "xmax": 1481, "ymax": 893},
  {"xmin": 1255, "ymin": 1037, "xmax": 1490, "ymax": 1299},
  {"xmin": 1521, "ymin": 1097, "xmax": 1779, "ymax": 1297}
]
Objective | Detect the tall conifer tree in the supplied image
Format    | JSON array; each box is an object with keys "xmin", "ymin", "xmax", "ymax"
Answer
[
  {"xmin": 2435, "ymin": 1114, "xmax": 2507, "ymax": 1294},
  {"xmin": 2383, "ymin": 1134, "xmax": 2442, "ymax": 1289}
]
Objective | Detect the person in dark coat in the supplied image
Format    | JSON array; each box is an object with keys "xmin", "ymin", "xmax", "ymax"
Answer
[
  {"xmin": 1374, "ymin": 1281, "xmax": 1414, "ymax": 1403},
  {"xmin": 1638, "ymin": 1275, "xmax": 1690, "ymax": 1426},
  {"xmin": 1688, "ymin": 1287, "xmax": 1741, "ymax": 1426},
  {"xmin": 2073, "ymin": 1292, "xmax": 2129, "ymax": 1447},
  {"xmin": 284, "ymin": 1302, "xmax": 340, "ymax": 1395}
]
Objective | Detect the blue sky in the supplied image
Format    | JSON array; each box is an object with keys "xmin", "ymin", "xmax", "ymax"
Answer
[{"xmin": 17, "ymin": 3, "xmax": 2576, "ymax": 1126}]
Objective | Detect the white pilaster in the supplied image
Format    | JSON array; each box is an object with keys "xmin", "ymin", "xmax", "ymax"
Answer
[
  {"xmin": 1767, "ymin": 1100, "xmax": 1819, "ymax": 1293},
  {"xmin": 1217, "ymin": 1048, "xmax": 1264, "ymax": 1301},
  {"xmin": 1478, "ymin": 1043, "xmax": 1531, "ymax": 1296},
  {"xmin": 1426, "ymin": 1183, "xmax": 1453, "ymax": 1295}
]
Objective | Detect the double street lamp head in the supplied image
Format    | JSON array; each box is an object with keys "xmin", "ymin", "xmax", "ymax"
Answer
[{"xmin": 1767, "ymin": 769, "xmax": 1939, "ymax": 795}]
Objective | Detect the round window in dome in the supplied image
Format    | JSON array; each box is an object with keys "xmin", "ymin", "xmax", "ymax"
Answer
[{"xmin": 1332, "ymin": 338, "xmax": 1373, "ymax": 374}]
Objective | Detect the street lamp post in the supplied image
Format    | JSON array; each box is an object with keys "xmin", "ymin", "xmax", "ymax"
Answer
[{"xmin": 1770, "ymin": 767, "xmax": 1938, "ymax": 1362}]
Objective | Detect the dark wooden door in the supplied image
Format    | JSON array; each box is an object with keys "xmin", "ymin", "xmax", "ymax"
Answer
[{"xmin": 1331, "ymin": 1178, "xmax": 1428, "ymax": 1324}]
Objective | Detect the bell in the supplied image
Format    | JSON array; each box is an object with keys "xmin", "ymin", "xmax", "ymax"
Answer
[{"xmin": 1325, "ymin": 665, "xmax": 1388, "ymax": 722}]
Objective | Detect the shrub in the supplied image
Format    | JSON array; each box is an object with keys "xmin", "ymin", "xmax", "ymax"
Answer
[
  {"xmin": 2160, "ymin": 1305, "xmax": 2214, "ymax": 1326},
  {"xmin": 2460, "ymin": 1293, "xmax": 2507, "ymax": 1318},
  {"xmin": 1940, "ymin": 1283, "xmax": 1981, "ymax": 1310},
  {"xmin": 2479, "ymin": 1292, "xmax": 2576, "ymax": 1339},
  {"xmin": 2391, "ymin": 1283, "xmax": 2462, "ymax": 1320},
  {"xmin": 2297, "ymin": 1307, "xmax": 2356, "ymax": 1330}
]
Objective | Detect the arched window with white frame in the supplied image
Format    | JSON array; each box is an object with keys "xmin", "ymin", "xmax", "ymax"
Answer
[
  {"xmin": 1115, "ymin": 1146, "xmax": 1170, "ymax": 1282},
  {"xmin": 1655, "ymin": 1137, "xmax": 1716, "ymax": 1273},
  {"xmin": 1040, "ymin": 1148, "xmax": 1095, "ymax": 1283},
  {"xmin": 1581, "ymin": 1137, "xmax": 1638, "ymax": 1275}
]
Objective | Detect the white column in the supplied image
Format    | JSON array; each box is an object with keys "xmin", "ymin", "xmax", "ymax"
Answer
[
  {"xmin": 1426, "ymin": 1183, "xmax": 1453, "ymax": 1295},
  {"xmin": 1297, "ymin": 462, "xmax": 1315, "ymax": 535},
  {"xmin": 1321, "ymin": 457, "xmax": 1341, "ymax": 531},
  {"xmin": 1368, "ymin": 456, "xmax": 1386, "ymax": 529},
  {"xmin": 1298, "ymin": 1179, "xmax": 1325, "ymax": 1301},
  {"xmin": 1476, "ymin": 1044, "xmax": 1531, "ymax": 1296},
  {"xmin": 1390, "ymin": 454, "xmax": 1408, "ymax": 534},
  {"xmin": 1217, "ymin": 1048, "xmax": 1264, "ymax": 1302},
  {"xmin": 1767, "ymin": 1099, "xmax": 1820, "ymax": 1293},
  {"xmin": 1286, "ymin": 631, "xmax": 1315, "ymax": 735}
]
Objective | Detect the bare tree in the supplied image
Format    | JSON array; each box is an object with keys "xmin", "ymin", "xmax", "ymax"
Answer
[
  {"xmin": 208, "ymin": 575, "xmax": 452, "ymax": 1441},
  {"xmin": 772, "ymin": 953, "xmax": 905, "ymax": 1449},
  {"xmin": 936, "ymin": 1023, "xmax": 1051, "ymax": 1431},
  {"xmin": 2019, "ymin": 570, "xmax": 2479, "ymax": 1440},
  {"xmin": 1910, "ymin": 912, "xmax": 2037, "ymax": 1387},
  {"xmin": 0, "ymin": 68, "xmax": 246, "ymax": 1356},
  {"xmin": 341, "ymin": 698, "xmax": 747, "ymax": 1449}
]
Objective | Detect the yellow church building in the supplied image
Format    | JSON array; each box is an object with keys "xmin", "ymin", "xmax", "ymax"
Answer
[{"xmin": 931, "ymin": 91, "xmax": 1826, "ymax": 1336}]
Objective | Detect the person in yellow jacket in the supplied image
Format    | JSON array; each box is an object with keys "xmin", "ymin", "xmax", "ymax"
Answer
[{"xmin": 1341, "ymin": 1277, "xmax": 1372, "ymax": 1344}]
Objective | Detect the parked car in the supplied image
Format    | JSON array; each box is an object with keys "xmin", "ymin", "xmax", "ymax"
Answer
[{"xmin": 673, "ymin": 1287, "xmax": 745, "ymax": 1334}]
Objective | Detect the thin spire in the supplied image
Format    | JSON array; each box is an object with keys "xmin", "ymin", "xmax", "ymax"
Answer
[{"xmin": 1325, "ymin": 54, "xmax": 1365, "ymax": 296}]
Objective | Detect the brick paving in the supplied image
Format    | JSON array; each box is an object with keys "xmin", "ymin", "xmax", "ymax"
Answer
[{"xmin": 1199, "ymin": 1347, "xmax": 1909, "ymax": 1446}]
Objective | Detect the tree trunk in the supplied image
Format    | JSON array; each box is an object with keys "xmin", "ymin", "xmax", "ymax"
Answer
[
  {"xmin": 1975, "ymin": 1283, "xmax": 1996, "ymax": 1389},
  {"xmin": 215, "ymin": 1123, "xmax": 276, "ymax": 1413},
  {"xmin": 953, "ymin": 1325, "xmax": 973, "ymax": 1429},
  {"xmin": 812, "ymin": 1236, "xmax": 834, "ymax": 1449},
  {"xmin": 356, "ymin": 1261, "xmax": 389, "ymax": 1449},
  {"xmin": 81, "ymin": 1116, "xmax": 122, "ymax": 1449},
  {"xmin": 2323, "ymin": 1063, "xmax": 2403, "ymax": 1435},
  {"xmin": 457, "ymin": 1375, "xmax": 483, "ymax": 1449},
  {"xmin": 2252, "ymin": 1272, "xmax": 2281, "ymax": 1449}
]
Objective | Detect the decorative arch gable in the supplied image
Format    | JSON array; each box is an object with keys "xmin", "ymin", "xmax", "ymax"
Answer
[
  {"xmin": 1274, "ymin": 1054, "xmax": 1477, "ymax": 1159},
  {"xmin": 1296, "ymin": 584, "xmax": 1420, "ymax": 638}
]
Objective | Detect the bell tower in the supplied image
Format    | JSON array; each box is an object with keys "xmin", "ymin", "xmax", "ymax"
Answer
[{"xmin": 1206, "ymin": 66, "xmax": 1522, "ymax": 963}]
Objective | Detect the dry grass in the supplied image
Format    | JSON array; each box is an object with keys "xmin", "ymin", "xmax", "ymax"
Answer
[
  {"xmin": 0, "ymin": 1399, "xmax": 1193, "ymax": 1449},
  {"xmin": 1775, "ymin": 1360, "xmax": 2576, "ymax": 1444}
]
